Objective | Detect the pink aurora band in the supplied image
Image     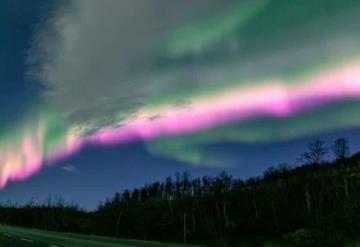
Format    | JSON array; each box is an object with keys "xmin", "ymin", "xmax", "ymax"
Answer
[{"xmin": 0, "ymin": 62, "xmax": 360, "ymax": 188}]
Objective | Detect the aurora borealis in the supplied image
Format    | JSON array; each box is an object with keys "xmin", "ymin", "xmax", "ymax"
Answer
[{"xmin": 1, "ymin": 0, "xmax": 360, "ymax": 191}]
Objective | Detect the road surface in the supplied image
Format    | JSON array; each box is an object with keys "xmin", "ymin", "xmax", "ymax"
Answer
[{"xmin": 0, "ymin": 224, "xmax": 188, "ymax": 247}]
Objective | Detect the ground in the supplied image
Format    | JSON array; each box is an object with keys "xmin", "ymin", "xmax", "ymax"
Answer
[{"xmin": 0, "ymin": 224, "xmax": 190, "ymax": 247}]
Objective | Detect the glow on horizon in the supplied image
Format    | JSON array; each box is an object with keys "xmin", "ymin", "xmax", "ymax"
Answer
[{"xmin": 0, "ymin": 62, "xmax": 360, "ymax": 188}]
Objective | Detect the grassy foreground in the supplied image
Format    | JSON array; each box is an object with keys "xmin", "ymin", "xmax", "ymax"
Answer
[{"xmin": 0, "ymin": 224, "xmax": 191, "ymax": 247}]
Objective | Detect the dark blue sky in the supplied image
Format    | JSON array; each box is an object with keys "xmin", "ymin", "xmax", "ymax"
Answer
[
  {"xmin": 0, "ymin": 0, "xmax": 54, "ymax": 128},
  {"xmin": 1, "ymin": 1, "xmax": 360, "ymax": 210},
  {"xmin": 1, "ymin": 127, "xmax": 360, "ymax": 210}
]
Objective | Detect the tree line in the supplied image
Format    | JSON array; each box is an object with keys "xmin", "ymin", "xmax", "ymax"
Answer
[{"xmin": 0, "ymin": 138, "xmax": 359, "ymax": 246}]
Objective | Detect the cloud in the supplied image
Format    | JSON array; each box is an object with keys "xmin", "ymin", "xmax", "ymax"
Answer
[
  {"xmin": 30, "ymin": 0, "xmax": 221, "ymax": 133},
  {"xmin": 28, "ymin": 0, "xmax": 360, "ymax": 168},
  {"xmin": 61, "ymin": 164, "xmax": 77, "ymax": 173},
  {"xmin": 31, "ymin": 0, "xmax": 360, "ymax": 131},
  {"xmin": 3, "ymin": 0, "xmax": 360, "ymax": 190}
]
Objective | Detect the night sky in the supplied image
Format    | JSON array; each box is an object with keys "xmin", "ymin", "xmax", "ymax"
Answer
[{"xmin": 1, "ymin": 0, "xmax": 360, "ymax": 210}]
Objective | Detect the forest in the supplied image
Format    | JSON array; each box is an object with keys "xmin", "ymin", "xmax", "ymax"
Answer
[{"xmin": 0, "ymin": 138, "xmax": 359, "ymax": 246}]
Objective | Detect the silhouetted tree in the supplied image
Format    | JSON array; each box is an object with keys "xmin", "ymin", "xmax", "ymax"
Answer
[
  {"xmin": 331, "ymin": 138, "xmax": 350, "ymax": 162},
  {"xmin": 301, "ymin": 140, "xmax": 328, "ymax": 165},
  {"xmin": 332, "ymin": 138, "xmax": 351, "ymax": 199},
  {"xmin": 263, "ymin": 166, "xmax": 279, "ymax": 181},
  {"xmin": 1, "ymin": 138, "xmax": 360, "ymax": 246}
]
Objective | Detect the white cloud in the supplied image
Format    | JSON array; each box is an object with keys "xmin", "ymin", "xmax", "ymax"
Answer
[
  {"xmin": 30, "ymin": 0, "xmax": 219, "ymax": 133},
  {"xmin": 61, "ymin": 164, "xmax": 77, "ymax": 173}
]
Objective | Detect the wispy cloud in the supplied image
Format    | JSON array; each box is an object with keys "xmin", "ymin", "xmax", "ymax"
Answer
[
  {"xmin": 26, "ymin": 0, "xmax": 360, "ymax": 169},
  {"xmin": 61, "ymin": 165, "xmax": 77, "ymax": 174},
  {"xmin": 30, "ymin": 0, "xmax": 220, "ymax": 134}
]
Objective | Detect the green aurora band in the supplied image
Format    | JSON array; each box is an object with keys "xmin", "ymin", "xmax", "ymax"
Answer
[{"xmin": 0, "ymin": 0, "xmax": 360, "ymax": 186}]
